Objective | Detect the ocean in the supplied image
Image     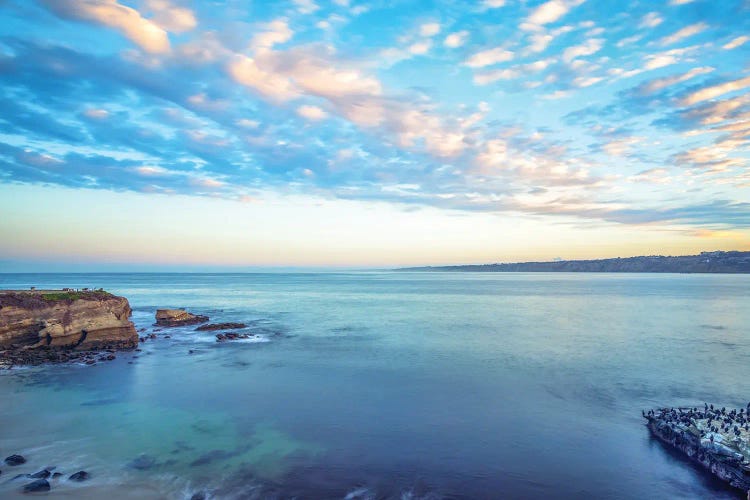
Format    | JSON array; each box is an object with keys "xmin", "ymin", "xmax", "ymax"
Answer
[{"xmin": 1, "ymin": 272, "xmax": 748, "ymax": 499}]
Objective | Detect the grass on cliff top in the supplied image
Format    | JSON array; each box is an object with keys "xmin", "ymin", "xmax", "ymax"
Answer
[{"xmin": 40, "ymin": 290, "xmax": 114, "ymax": 301}]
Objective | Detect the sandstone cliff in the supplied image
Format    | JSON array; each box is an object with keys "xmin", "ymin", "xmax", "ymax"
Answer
[{"xmin": 0, "ymin": 290, "xmax": 138, "ymax": 351}]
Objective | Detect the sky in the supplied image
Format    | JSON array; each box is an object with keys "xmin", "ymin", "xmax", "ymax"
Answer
[{"xmin": 0, "ymin": 0, "xmax": 749, "ymax": 270}]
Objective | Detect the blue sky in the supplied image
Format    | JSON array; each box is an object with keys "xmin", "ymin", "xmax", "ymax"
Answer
[{"xmin": 0, "ymin": 0, "xmax": 749, "ymax": 269}]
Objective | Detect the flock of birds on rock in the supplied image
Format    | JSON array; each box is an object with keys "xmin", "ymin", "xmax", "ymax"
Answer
[{"xmin": 644, "ymin": 403, "xmax": 750, "ymax": 455}]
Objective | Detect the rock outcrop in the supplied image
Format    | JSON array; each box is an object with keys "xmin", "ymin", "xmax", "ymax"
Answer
[
  {"xmin": 196, "ymin": 322, "xmax": 246, "ymax": 331},
  {"xmin": 155, "ymin": 309, "xmax": 209, "ymax": 327},
  {"xmin": 644, "ymin": 406, "xmax": 750, "ymax": 495},
  {"xmin": 0, "ymin": 290, "xmax": 138, "ymax": 364}
]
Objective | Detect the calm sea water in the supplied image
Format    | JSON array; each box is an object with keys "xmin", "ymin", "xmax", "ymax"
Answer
[{"xmin": 0, "ymin": 272, "xmax": 748, "ymax": 499}]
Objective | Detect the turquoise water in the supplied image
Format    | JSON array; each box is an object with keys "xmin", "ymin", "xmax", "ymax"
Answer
[{"xmin": 1, "ymin": 272, "xmax": 749, "ymax": 499}]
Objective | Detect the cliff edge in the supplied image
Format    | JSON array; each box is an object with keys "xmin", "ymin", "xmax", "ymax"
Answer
[{"xmin": 0, "ymin": 290, "xmax": 138, "ymax": 353}]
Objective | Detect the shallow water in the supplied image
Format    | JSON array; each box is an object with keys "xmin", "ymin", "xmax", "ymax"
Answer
[{"xmin": 1, "ymin": 272, "xmax": 748, "ymax": 499}]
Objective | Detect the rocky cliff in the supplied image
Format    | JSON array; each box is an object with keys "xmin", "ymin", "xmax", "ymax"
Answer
[{"xmin": 0, "ymin": 290, "xmax": 138, "ymax": 352}]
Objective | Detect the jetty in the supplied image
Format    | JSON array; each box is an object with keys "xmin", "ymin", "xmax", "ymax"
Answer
[{"xmin": 644, "ymin": 406, "xmax": 750, "ymax": 496}]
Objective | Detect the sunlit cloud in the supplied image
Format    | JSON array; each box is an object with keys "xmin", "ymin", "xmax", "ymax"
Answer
[{"xmin": 0, "ymin": 0, "xmax": 747, "ymax": 246}]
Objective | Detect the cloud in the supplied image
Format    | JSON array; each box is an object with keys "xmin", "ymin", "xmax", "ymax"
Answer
[
  {"xmin": 2, "ymin": 2, "xmax": 748, "ymax": 233},
  {"xmin": 474, "ymin": 58, "xmax": 554, "ymax": 85},
  {"xmin": 639, "ymin": 12, "xmax": 663, "ymax": 28},
  {"xmin": 526, "ymin": 0, "xmax": 582, "ymax": 27},
  {"xmin": 293, "ymin": 0, "xmax": 319, "ymax": 14},
  {"xmin": 637, "ymin": 67, "xmax": 714, "ymax": 94},
  {"xmin": 419, "ymin": 23, "xmax": 441, "ymax": 37},
  {"xmin": 483, "ymin": 0, "xmax": 506, "ymax": 7},
  {"xmin": 723, "ymin": 36, "xmax": 750, "ymax": 50},
  {"xmin": 297, "ymin": 105, "xmax": 328, "ymax": 121},
  {"xmin": 40, "ymin": 0, "xmax": 171, "ymax": 54},
  {"xmin": 83, "ymin": 108, "xmax": 110, "ymax": 120},
  {"xmin": 681, "ymin": 76, "xmax": 750, "ymax": 106},
  {"xmin": 659, "ymin": 22, "xmax": 708, "ymax": 46},
  {"xmin": 144, "ymin": 0, "xmax": 197, "ymax": 33},
  {"xmin": 408, "ymin": 40, "xmax": 432, "ymax": 55},
  {"xmin": 465, "ymin": 47, "xmax": 514, "ymax": 68},
  {"xmin": 444, "ymin": 31, "xmax": 469, "ymax": 48},
  {"xmin": 227, "ymin": 56, "xmax": 299, "ymax": 102},
  {"xmin": 562, "ymin": 38, "xmax": 603, "ymax": 63},
  {"xmin": 250, "ymin": 19, "xmax": 294, "ymax": 50}
]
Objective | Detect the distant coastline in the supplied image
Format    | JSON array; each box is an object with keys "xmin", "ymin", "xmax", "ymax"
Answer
[{"xmin": 397, "ymin": 251, "xmax": 750, "ymax": 273}]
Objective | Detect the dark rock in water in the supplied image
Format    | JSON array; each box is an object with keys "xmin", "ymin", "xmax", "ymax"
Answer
[
  {"xmin": 22, "ymin": 479, "xmax": 50, "ymax": 493},
  {"xmin": 196, "ymin": 322, "xmax": 247, "ymax": 331},
  {"xmin": 12, "ymin": 474, "xmax": 28, "ymax": 480},
  {"xmin": 190, "ymin": 449, "xmax": 236, "ymax": 466},
  {"xmin": 190, "ymin": 492, "xmax": 206, "ymax": 500},
  {"xmin": 128, "ymin": 454, "xmax": 156, "ymax": 470},
  {"xmin": 5, "ymin": 455, "xmax": 26, "ymax": 466},
  {"xmin": 29, "ymin": 469, "xmax": 50, "ymax": 479},
  {"xmin": 155, "ymin": 309, "xmax": 209, "ymax": 327},
  {"xmin": 215, "ymin": 332, "xmax": 250, "ymax": 342},
  {"xmin": 51, "ymin": 472, "xmax": 62, "ymax": 479},
  {"xmin": 68, "ymin": 470, "xmax": 89, "ymax": 481}
]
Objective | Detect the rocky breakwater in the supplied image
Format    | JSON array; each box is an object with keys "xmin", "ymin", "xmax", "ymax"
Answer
[
  {"xmin": 0, "ymin": 290, "xmax": 138, "ymax": 366},
  {"xmin": 644, "ymin": 405, "xmax": 750, "ymax": 496}
]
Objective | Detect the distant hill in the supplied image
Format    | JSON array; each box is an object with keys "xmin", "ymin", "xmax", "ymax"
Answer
[{"xmin": 397, "ymin": 251, "xmax": 750, "ymax": 273}]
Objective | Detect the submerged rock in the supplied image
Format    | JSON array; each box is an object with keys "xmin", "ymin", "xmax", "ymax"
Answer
[
  {"xmin": 29, "ymin": 469, "xmax": 50, "ymax": 479},
  {"xmin": 68, "ymin": 470, "xmax": 89, "ymax": 481},
  {"xmin": 196, "ymin": 322, "xmax": 247, "ymax": 331},
  {"xmin": 128, "ymin": 454, "xmax": 157, "ymax": 470},
  {"xmin": 216, "ymin": 332, "xmax": 251, "ymax": 342},
  {"xmin": 190, "ymin": 449, "xmax": 236, "ymax": 466},
  {"xmin": 155, "ymin": 309, "xmax": 209, "ymax": 327},
  {"xmin": 22, "ymin": 479, "xmax": 50, "ymax": 493},
  {"xmin": 5, "ymin": 454, "xmax": 26, "ymax": 466},
  {"xmin": 51, "ymin": 472, "xmax": 62, "ymax": 479}
]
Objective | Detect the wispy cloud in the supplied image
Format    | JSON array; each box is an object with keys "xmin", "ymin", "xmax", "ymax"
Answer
[{"xmin": 659, "ymin": 22, "xmax": 708, "ymax": 46}]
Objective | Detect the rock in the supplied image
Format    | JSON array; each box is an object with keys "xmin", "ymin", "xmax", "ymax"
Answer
[
  {"xmin": 216, "ymin": 332, "xmax": 250, "ymax": 342},
  {"xmin": 191, "ymin": 493, "xmax": 206, "ymax": 500},
  {"xmin": 29, "ymin": 469, "xmax": 50, "ymax": 479},
  {"xmin": 68, "ymin": 470, "xmax": 89, "ymax": 481},
  {"xmin": 154, "ymin": 309, "xmax": 209, "ymax": 327},
  {"xmin": 190, "ymin": 449, "xmax": 235, "ymax": 466},
  {"xmin": 196, "ymin": 322, "xmax": 246, "ymax": 331},
  {"xmin": 128, "ymin": 454, "xmax": 156, "ymax": 470},
  {"xmin": 51, "ymin": 472, "xmax": 62, "ymax": 479},
  {"xmin": 0, "ymin": 290, "xmax": 138, "ymax": 366},
  {"xmin": 22, "ymin": 479, "xmax": 50, "ymax": 493},
  {"xmin": 5, "ymin": 454, "xmax": 26, "ymax": 466}
]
